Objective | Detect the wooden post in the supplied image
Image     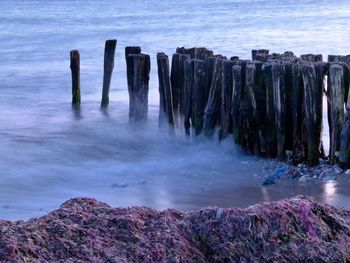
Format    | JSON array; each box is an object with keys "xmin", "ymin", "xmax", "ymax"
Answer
[
  {"xmin": 242, "ymin": 63, "xmax": 259, "ymax": 153},
  {"xmin": 101, "ymin": 39, "xmax": 117, "ymax": 108},
  {"xmin": 340, "ymin": 108, "xmax": 350, "ymax": 168},
  {"xmin": 328, "ymin": 64, "xmax": 345, "ymax": 164},
  {"xmin": 126, "ymin": 53, "xmax": 151, "ymax": 122},
  {"xmin": 219, "ymin": 60, "xmax": 234, "ymax": 140},
  {"xmin": 301, "ymin": 63, "xmax": 320, "ymax": 166},
  {"xmin": 231, "ymin": 65, "xmax": 243, "ymax": 144},
  {"xmin": 70, "ymin": 50, "xmax": 81, "ymax": 106},
  {"xmin": 183, "ymin": 59, "xmax": 193, "ymax": 136},
  {"xmin": 204, "ymin": 58, "xmax": 223, "ymax": 138},
  {"xmin": 179, "ymin": 54, "xmax": 191, "ymax": 121},
  {"xmin": 192, "ymin": 59, "xmax": 208, "ymax": 136},
  {"xmin": 263, "ymin": 62, "xmax": 277, "ymax": 157},
  {"xmin": 251, "ymin": 61, "xmax": 266, "ymax": 154},
  {"xmin": 314, "ymin": 62, "xmax": 328, "ymax": 157},
  {"xmin": 283, "ymin": 62, "xmax": 294, "ymax": 150},
  {"xmin": 290, "ymin": 63, "xmax": 303, "ymax": 158},
  {"xmin": 125, "ymin": 46, "xmax": 141, "ymax": 87},
  {"xmin": 157, "ymin": 53, "xmax": 175, "ymax": 128},
  {"xmin": 170, "ymin": 53, "xmax": 181, "ymax": 125},
  {"xmin": 271, "ymin": 63, "xmax": 286, "ymax": 161}
]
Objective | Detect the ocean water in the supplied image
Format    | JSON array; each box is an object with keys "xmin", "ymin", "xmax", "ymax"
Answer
[{"xmin": 1, "ymin": 0, "xmax": 350, "ymax": 220}]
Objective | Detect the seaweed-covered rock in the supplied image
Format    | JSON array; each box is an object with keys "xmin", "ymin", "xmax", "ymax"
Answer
[{"xmin": 1, "ymin": 196, "xmax": 350, "ymax": 262}]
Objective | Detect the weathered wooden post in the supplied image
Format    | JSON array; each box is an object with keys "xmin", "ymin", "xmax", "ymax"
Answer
[
  {"xmin": 170, "ymin": 53, "xmax": 181, "ymax": 125},
  {"xmin": 251, "ymin": 61, "xmax": 266, "ymax": 154},
  {"xmin": 301, "ymin": 63, "xmax": 320, "ymax": 166},
  {"xmin": 126, "ymin": 53, "xmax": 151, "ymax": 122},
  {"xmin": 231, "ymin": 65, "xmax": 243, "ymax": 144},
  {"xmin": 242, "ymin": 63, "xmax": 259, "ymax": 153},
  {"xmin": 204, "ymin": 58, "xmax": 223, "ymax": 138},
  {"xmin": 192, "ymin": 59, "xmax": 208, "ymax": 136},
  {"xmin": 314, "ymin": 62, "xmax": 328, "ymax": 156},
  {"xmin": 157, "ymin": 52, "xmax": 175, "ymax": 128},
  {"xmin": 271, "ymin": 63, "xmax": 286, "ymax": 161},
  {"xmin": 340, "ymin": 108, "xmax": 350, "ymax": 168},
  {"xmin": 328, "ymin": 64, "xmax": 345, "ymax": 163},
  {"xmin": 219, "ymin": 60, "xmax": 234, "ymax": 140},
  {"xmin": 262, "ymin": 62, "xmax": 277, "ymax": 157},
  {"xmin": 125, "ymin": 46, "xmax": 142, "ymax": 87},
  {"xmin": 283, "ymin": 62, "xmax": 294, "ymax": 151},
  {"xmin": 179, "ymin": 54, "xmax": 191, "ymax": 122},
  {"xmin": 183, "ymin": 59, "xmax": 193, "ymax": 136},
  {"xmin": 101, "ymin": 39, "xmax": 117, "ymax": 108},
  {"xmin": 70, "ymin": 50, "xmax": 81, "ymax": 106},
  {"xmin": 290, "ymin": 63, "xmax": 303, "ymax": 158}
]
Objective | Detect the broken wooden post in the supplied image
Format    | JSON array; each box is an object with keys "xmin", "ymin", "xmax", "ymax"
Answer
[
  {"xmin": 340, "ymin": 108, "xmax": 350, "ymax": 168},
  {"xmin": 125, "ymin": 46, "xmax": 141, "ymax": 87},
  {"xmin": 170, "ymin": 53, "xmax": 181, "ymax": 125},
  {"xmin": 101, "ymin": 39, "xmax": 117, "ymax": 108},
  {"xmin": 179, "ymin": 54, "xmax": 191, "ymax": 122},
  {"xmin": 328, "ymin": 64, "xmax": 345, "ymax": 164},
  {"xmin": 242, "ymin": 63, "xmax": 259, "ymax": 153},
  {"xmin": 219, "ymin": 60, "xmax": 234, "ymax": 140},
  {"xmin": 231, "ymin": 65, "xmax": 243, "ymax": 144},
  {"xmin": 271, "ymin": 63, "xmax": 286, "ymax": 161},
  {"xmin": 204, "ymin": 58, "xmax": 223, "ymax": 138},
  {"xmin": 283, "ymin": 62, "xmax": 294, "ymax": 151},
  {"xmin": 301, "ymin": 63, "xmax": 320, "ymax": 166},
  {"xmin": 314, "ymin": 62, "xmax": 328, "ymax": 157},
  {"xmin": 290, "ymin": 63, "xmax": 303, "ymax": 160},
  {"xmin": 262, "ymin": 62, "xmax": 277, "ymax": 157},
  {"xmin": 157, "ymin": 53, "xmax": 175, "ymax": 128},
  {"xmin": 183, "ymin": 59, "xmax": 193, "ymax": 136},
  {"xmin": 251, "ymin": 61, "xmax": 266, "ymax": 154},
  {"xmin": 70, "ymin": 50, "xmax": 81, "ymax": 106},
  {"xmin": 126, "ymin": 53, "xmax": 151, "ymax": 122},
  {"xmin": 192, "ymin": 59, "xmax": 208, "ymax": 136}
]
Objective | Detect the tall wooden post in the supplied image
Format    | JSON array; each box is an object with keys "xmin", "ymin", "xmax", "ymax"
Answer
[
  {"xmin": 157, "ymin": 53, "xmax": 175, "ymax": 128},
  {"xmin": 301, "ymin": 63, "xmax": 320, "ymax": 166},
  {"xmin": 328, "ymin": 64, "xmax": 345, "ymax": 164},
  {"xmin": 101, "ymin": 39, "xmax": 117, "ymax": 108},
  {"xmin": 192, "ymin": 59, "xmax": 208, "ymax": 136},
  {"xmin": 220, "ymin": 60, "xmax": 234, "ymax": 140},
  {"xmin": 271, "ymin": 63, "xmax": 286, "ymax": 161},
  {"xmin": 204, "ymin": 58, "xmax": 223, "ymax": 138},
  {"xmin": 183, "ymin": 59, "xmax": 193, "ymax": 136},
  {"xmin": 70, "ymin": 50, "xmax": 81, "ymax": 106},
  {"xmin": 125, "ymin": 46, "xmax": 141, "ymax": 87},
  {"xmin": 126, "ymin": 53, "xmax": 151, "ymax": 122},
  {"xmin": 263, "ymin": 62, "xmax": 277, "ymax": 157},
  {"xmin": 232, "ymin": 65, "xmax": 243, "ymax": 144}
]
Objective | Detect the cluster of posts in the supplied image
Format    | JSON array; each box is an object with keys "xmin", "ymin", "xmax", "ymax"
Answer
[{"xmin": 70, "ymin": 40, "xmax": 350, "ymax": 168}]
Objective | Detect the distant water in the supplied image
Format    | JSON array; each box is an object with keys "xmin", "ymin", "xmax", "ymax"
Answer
[{"xmin": 1, "ymin": 0, "xmax": 350, "ymax": 220}]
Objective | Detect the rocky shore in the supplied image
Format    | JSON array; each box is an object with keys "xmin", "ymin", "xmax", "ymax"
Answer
[
  {"xmin": 263, "ymin": 158, "xmax": 350, "ymax": 185},
  {"xmin": 1, "ymin": 196, "xmax": 350, "ymax": 262}
]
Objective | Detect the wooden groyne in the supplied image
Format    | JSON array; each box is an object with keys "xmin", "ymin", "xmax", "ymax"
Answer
[
  {"xmin": 156, "ymin": 47, "xmax": 350, "ymax": 168},
  {"xmin": 69, "ymin": 43, "xmax": 350, "ymax": 168}
]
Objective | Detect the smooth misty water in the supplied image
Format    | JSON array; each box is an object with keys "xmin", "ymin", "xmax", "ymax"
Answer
[{"xmin": 1, "ymin": 0, "xmax": 350, "ymax": 220}]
